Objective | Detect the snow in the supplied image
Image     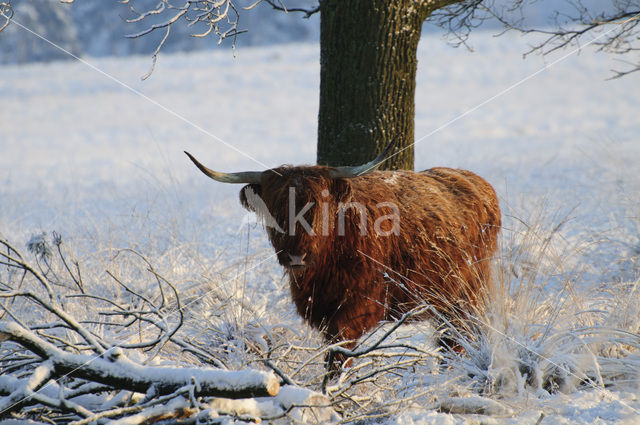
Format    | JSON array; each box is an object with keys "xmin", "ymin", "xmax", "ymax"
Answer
[
  {"xmin": 0, "ymin": 374, "xmax": 59, "ymax": 401},
  {"xmin": 109, "ymin": 396, "xmax": 189, "ymax": 425},
  {"xmin": 437, "ymin": 396, "xmax": 514, "ymax": 415},
  {"xmin": 1, "ymin": 28, "xmax": 640, "ymax": 424}
]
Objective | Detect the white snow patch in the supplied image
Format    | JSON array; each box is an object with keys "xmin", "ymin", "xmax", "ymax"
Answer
[{"xmin": 383, "ymin": 172, "xmax": 402, "ymax": 185}]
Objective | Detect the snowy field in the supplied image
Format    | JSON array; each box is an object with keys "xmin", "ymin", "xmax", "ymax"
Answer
[{"xmin": 1, "ymin": 29, "xmax": 640, "ymax": 424}]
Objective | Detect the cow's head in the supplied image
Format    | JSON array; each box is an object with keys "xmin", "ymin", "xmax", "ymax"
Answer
[{"xmin": 185, "ymin": 141, "xmax": 396, "ymax": 271}]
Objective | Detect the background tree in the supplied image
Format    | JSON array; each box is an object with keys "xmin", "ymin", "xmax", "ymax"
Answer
[
  {"xmin": 316, "ymin": 0, "xmax": 447, "ymax": 170},
  {"xmin": 1, "ymin": 0, "xmax": 638, "ymax": 169},
  {"xmin": 123, "ymin": 0, "xmax": 638, "ymax": 170}
]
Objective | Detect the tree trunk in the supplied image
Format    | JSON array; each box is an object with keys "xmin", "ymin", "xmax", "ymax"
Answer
[{"xmin": 317, "ymin": 0, "xmax": 430, "ymax": 171}]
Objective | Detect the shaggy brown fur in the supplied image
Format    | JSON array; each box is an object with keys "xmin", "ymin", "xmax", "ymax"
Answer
[{"xmin": 239, "ymin": 166, "xmax": 501, "ymax": 349}]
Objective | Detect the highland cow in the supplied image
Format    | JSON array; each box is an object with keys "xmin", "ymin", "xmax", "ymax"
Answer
[{"xmin": 185, "ymin": 143, "xmax": 501, "ymax": 354}]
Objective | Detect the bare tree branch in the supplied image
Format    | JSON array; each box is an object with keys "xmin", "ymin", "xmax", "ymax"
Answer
[
  {"xmin": 0, "ymin": 2, "xmax": 13, "ymax": 33},
  {"xmin": 122, "ymin": 0, "xmax": 246, "ymax": 78},
  {"xmin": 261, "ymin": 0, "xmax": 319, "ymax": 19},
  {"xmin": 432, "ymin": 0, "xmax": 640, "ymax": 78}
]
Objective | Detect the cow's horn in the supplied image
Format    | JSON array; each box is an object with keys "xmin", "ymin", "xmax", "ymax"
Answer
[
  {"xmin": 329, "ymin": 139, "xmax": 398, "ymax": 179},
  {"xmin": 185, "ymin": 151, "xmax": 263, "ymax": 184}
]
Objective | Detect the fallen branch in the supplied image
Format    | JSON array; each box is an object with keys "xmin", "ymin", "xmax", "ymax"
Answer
[{"xmin": 0, "ymin": 322, "xmax": 279, "ymax": 400}]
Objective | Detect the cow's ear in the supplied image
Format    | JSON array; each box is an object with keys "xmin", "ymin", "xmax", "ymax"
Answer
[
  {"xmin": 240, "ymin": 184, "xmax": 262, "ymax": 211},
  {"xmin": 330, "ymin": 179, "xmax": 352, "ymax": 204}
]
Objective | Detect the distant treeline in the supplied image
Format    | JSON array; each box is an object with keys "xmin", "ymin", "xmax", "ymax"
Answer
[{"xmin": 0, "ymin": 0, "xmax": 587, "ymax": 65}]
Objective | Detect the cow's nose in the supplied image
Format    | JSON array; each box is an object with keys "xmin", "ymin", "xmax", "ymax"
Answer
[{"xmin": 287, "ymin": 253, "xmax": 307, "ymax": 269}]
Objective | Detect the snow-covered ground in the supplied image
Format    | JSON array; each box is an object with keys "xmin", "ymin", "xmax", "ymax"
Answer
[{"xmin": 1, "ymin": 29, "xmax": 640, "ymax": 423}]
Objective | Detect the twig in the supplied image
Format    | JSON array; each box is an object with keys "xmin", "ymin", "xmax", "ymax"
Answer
[
  {"xmin": 0, "ymin": 2, "xmax": 13, "ymax": 33},
  {"xmin": 262, "ymin": 0, "xmax": 319, "ymax": 18}
]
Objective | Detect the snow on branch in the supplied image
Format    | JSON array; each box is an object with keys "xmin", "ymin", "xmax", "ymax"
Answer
[
  {"xmin": 0, "ymin": 235, "xmax": 289, "ymax": 423},
  {"xmin": 0, "ymin": 322, "xmax": 279, "ymax": 399}
]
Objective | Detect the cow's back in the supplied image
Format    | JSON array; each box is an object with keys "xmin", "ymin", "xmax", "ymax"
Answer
[{"xmin": 353, "ymin": 168, "xmax": 501, "ymax": 320}]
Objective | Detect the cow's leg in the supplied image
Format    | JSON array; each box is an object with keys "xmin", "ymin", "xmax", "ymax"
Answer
[
  {"xmin": 323, "ymin": 300, "xmax": 385, "ymax": 371},
  {"xmin": 433, "ymin": 311, "xmax": 479, "ymax": 357}
]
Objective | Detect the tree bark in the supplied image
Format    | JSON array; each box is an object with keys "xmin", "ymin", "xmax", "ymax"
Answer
[{"xmin": 317, "ymin": 0, "xmax": 432, "ymax": 170}]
